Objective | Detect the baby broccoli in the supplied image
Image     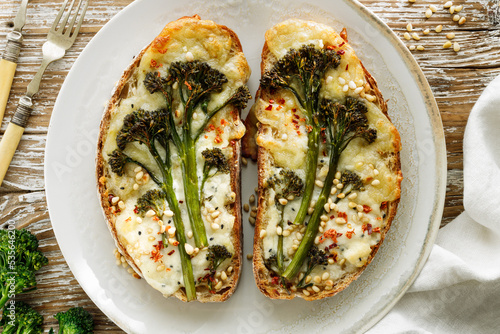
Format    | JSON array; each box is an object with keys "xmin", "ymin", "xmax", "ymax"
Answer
[
  {"xmin": 205, "ymin": 245, "xmax": 232, "ymax": 293},
  {"xmin": 0, "ymin": 229, "xmax": 48, "ymax": 309},
  {"xmin": 260, "ymin": 44, "xmax": 341, "ymax": 228},
  {"xmin": 49, "ymin": 307, "xmax": 94, "ymax": 334},
  {"xmin": 283, "ymin": 97, "xmax": 377, "ymax": 280},
  {"xmin": 136, "ymin": 189, "xmax": 167, "ymax": 217},
  {"xmin": 200, "ymin": 148, "xmax": 230, "ymax": 196},
  {"xmin": 296, "ymin": 246, "xmax": 328, "ymax": 288},
  {"xmin": 266, "ymin": 169, "xmax": 304, "ymax": 274},
  {"xmin": 108, "ymin": 60, "xmax": 250, "ymax": 301},
  {"xmin": 0, "ymin": 301, "xmax": 43, "ymax": 334}
]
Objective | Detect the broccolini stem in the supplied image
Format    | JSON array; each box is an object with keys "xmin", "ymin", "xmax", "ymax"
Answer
[
  {"xmin": 276, "ymin": 204, "xmax": 285, "ymax": 273},
  {"xmin": 282, "ymin": 152, "xmax": 339, "ymax": 280},
  {"xmin": 291, "ymin": 125, "xmax": 320, "ymax": 225},
  {"xmin": 161, "ymin": 185, "xmax": 197, "ymax": 301},
  {"xmin": 182, "ymin": 136, "xmax": 209, "ymax": 248},
  {"xmin": 0, "ymin": 289, "xmax": 9, "ymax": 309}
]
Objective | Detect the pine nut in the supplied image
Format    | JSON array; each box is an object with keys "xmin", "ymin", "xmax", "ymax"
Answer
[
  {"xmin": 453, "ymin": 42, "xmax": 460, "ymax": 52},
  {"xmin": 458, "ymin": 16, "xmax": 466, "ymax": 25},
  {"xmin": 435, "ymin": 25, "xmax": 443, "ymax": 33},
  {"xmin": 406, "ymin": 23, "xmax": 413, "ymax": 32},
  {"xmin": 453, "ymin": 14, "xmax": 460, "ymax": 22},
  {"xmin": 446, "ymin": 32, "xmax": 455, "ymax": 40},
  {"xmin": 425, "ymin": 9, "xmax": 432, "ymax": 18},
  {"xmin": 443, "ymin": 41, "xmax": 452, "ymax": 48}
]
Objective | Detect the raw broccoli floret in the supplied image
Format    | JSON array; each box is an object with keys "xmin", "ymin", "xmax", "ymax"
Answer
[{"xmin": 0, "ymin": 301, "xmax": 43, "ymax": 334}]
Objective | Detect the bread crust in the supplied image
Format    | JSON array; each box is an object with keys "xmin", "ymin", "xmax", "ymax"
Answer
[
  {"xmin": 96, "ymin": 15, "xmax": 247, "ymax": 302},
  {"xmin": 245, "ymin": 20, "xmax": 403, "ymax": 300}
]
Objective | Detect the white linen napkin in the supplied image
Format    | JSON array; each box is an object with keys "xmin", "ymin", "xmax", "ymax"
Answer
[{"xmin": 368, "ymin": 75, "xmax": 500, "ymax": 334}]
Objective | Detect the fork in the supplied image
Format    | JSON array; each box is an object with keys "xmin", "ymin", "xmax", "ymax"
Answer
[{"xmin": 0, "ymin": 0, "xmax": 88, "ymax": 186}]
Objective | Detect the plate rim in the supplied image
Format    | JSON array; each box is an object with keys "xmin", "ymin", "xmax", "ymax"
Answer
[{"xmin": 44, "ymin": 0, "xmax": 447, "ymax": 332}]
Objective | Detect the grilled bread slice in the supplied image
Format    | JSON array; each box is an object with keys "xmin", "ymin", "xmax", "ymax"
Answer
[
  {"xmin": 96, "ymin": 15, "xmax": 251, "ymax": 302},
  {"xmin": 243, "ymin": 19, "xmax": 402, "ymax": 300}
]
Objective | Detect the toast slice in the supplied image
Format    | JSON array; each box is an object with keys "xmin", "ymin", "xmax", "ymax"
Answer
[
  {"xmin": 96, "ymin": 15, "xmax": 251, "ymax": 302},
  {"xmin": 243, "ymin": 19, "xmax": 402, "ymax": 300}
]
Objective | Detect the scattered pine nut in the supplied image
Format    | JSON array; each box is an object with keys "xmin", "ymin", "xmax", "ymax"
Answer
[
  {"xmin": 429, "ymin": 4, "xmax": 438, "ymax": 12},
  {"xmin": 412, "ymin": 33, "xmax": 420, "ymax": 41},
  {"xmin": 241, "ymin": 157, "xmax": 248, "ymax": 166},
  {"xmin": 446, "ymin": 32, "xmax": 455, "ymax": 40},
  {"xmin": 453, "ymin": 42, "xmax": 460, "ymax": 52},
  {"xmin": 455, "ymin": 5, "xmax": 463, "ymax": 12},
  {"xmin": 425, "ymin": 8, "xmax": 433, "ymax": 18},
  {"xmin": 423, "ymin": 28, "xmax": 430, "ymax": 35},
  {"xmin": 249, "ymin": 194, "xmax": 255, "ymax": 204},
  {"xmin": 260, "ymin": 230, "xmax": 267, "ymax": 238},
  {"xmin": 406, "ymin": 23, "xmax": 413, "ymax": 32},
  {"xmin": 416, "ymin": 45, "xmax": 425, "ymax": 51},
  {"xmin": 249, "ymin": 217, "xmax": 256, "ymax": 225},
  {"xmin": 453, "ymin": 14, "xmax": 460, "ymax": 22},
  {"xmin": 435, "ymin": 25, "xmax": 443, "ymax": 33},
  {"xmin": 444, "ymin": 1, "xmax": 453, "ymax": 9},
  {"xmin": 246, "ymin": 254, "xmax": 253, "ymax": 260},
  {"xmin": 449, "ymin": 6, "xmax": 456, "ymax": 14},
  {"xmin": 243, "ymin": 203, "xmax": 249, "ymax": 212},
  {"xmin": 458, "ymin": 17, "xmax": 466, "ymax": 25},
  {"xmin": 443, "ymin": 41, "xmax": 452, "ymax": 48}
]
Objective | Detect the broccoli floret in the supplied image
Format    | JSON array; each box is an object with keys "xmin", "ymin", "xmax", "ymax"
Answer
[
  {"xmin": 260, "ymin": 44, "xmax": 341, "ymax": 229},
  {"xmin": 136, "ymin": 189, "xmax": 167, "ymax": 217},
  {"xmin": 107, "ymin": 59, "xmax": 250, "ymax": 301},
  {"xmin": 200, "ymin": 148, "xmax": 230, "ymax": 195},
  {"xmin": 205, "ymin": 245, "xmax": 232, "ymax": 293},
  {"xmin": 267, "ymin": 169, "xmax": 304, "ymax": 202},
  {"xmin": 0, "ymin": 229, "xmax": 47, "ymax": 309},
  {"xmin": 296, "ymin": 246, "xmax": 328, "ymax": 288},
  {"xmin": 339, "ymin": 170, "xmax": 364, "ymax": 195},
  {"xmin": 51, "ymin": 307, "xmax": 94, "ymax": 334},
  {"xmin": 0, "ymin": 301, "xmax": 43, "ymax": 334}
]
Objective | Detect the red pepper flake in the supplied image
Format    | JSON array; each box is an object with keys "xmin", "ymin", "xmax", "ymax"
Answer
[
  {"xmin": 339, "ymin": 41, "xmax": 345, "ymax": 47},
  {"xmin": 293, "ymin": 114, "xmax": 300, "ymax": 120},
  {"xmin": 292, "ymin": 108, "xmax": 297, "ymax": 113},
  {"xmin": 204, "ymin": 135, "xmax": 208, "ymax": 139},
  {"xmin": 276, "ymin": 105, "xmax": 283, "ymax": 111},
  {"xmin": 150, "ymin": 59, "xmax": 162, "ymax": 69},
  {"xmin": 380, "ymin": 201, "xmax": 388, "ymax": 210},
  {"xmin": 265, "ymin": 104, "xmax": 273, "ymax": 111},
  {"xmin": 125, "ymin": 217, "xmax": 131, "ymax": 222},
  {"xmin": 220, "ymin": 119, "xmax": 228, "ymax": 126},
  {"xmin": 172, "ymin": 240, "xmax": 180, "ymax": 246},
  {"xmin": 323, "ymin": 229, "xmax": 342, "ymax": 243},
  {"xmin": 152, "ymin": 216, "xmax": 160, "ymax": 221},
  {"xmin": 184, "ymin": 81, "xmax": 192, "ymax": 90},
  {"xmin": 363, "ymin": 205, "xmax": 372, "ymax": 213},
  {"xmin": 337, "ymin": 50, "xmax": 345, "ymax": 55},
  {"xmin": 345, "ymin": 64, "xmax": 349, "ymax": 70},
  {"xmin": 346, "ymin": 230, "xmax": 356, "ymax": 239},
  {"xmin": 168, "ymin": 250, "xmax": 175, "ymax": 256},
  {"xmin": 278, "ymin": 98, "xmax": 285, "ymax": 104},
  {"xmin": 376, "ymin": 217, "xmax": 383, "ymax": 221},
  {"xmin": 271, "ymin": 276, "xmax": 280, "ymax": 285},
  {"xmin": 108, "ymin": 194, "xmax": 114, "ymax": 204},
  {"xmin": 362, "ymin": 224, "xmax": 373, "ymax": 235},
  {"xmin": 133, "ymin": 206, "xmax": 139, "ymax": 214},
  {"xmin": 338, "ymin": 212, "xmax": 348, "ymax": 221},
  {"xmin": 150, "ymin": 241, "xmax": 164, "ymax": 262},
  {"xmin": 214, "ymin": 135, "xmax": 223, "ymax": 143},
  {"xmin": 330, "ymin": 215, "xmax": 335, "ymax": 220},
  {"xmin": 326, "ymin": 45, "xmax": 335, "ymax": 50},
  {"xmin": 269, "ymin": 99, "xmax": 275, "ymax": 103},
  {"xmin": 373, "ymin": 227, "xmax": 381, "ymax": 233},
  {"xmin": 296, "ymin": 130, "xmax": 301, "ymax": 135},
  {"xmin": 306, "ymin": 125, "xmax": 313, "ymax": 133}
]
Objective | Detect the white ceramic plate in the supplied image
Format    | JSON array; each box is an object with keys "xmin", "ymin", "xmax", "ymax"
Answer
[{"xmin": 45, "ymin": 0, "xmax": 446, "ymax": 333}]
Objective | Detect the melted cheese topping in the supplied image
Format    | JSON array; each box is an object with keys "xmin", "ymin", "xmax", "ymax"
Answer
[
  {"xmin": 100, "ymin": 17, "xmax": 249, "ymax": 297},
  {"xmin": 255, "ymin": 19, "xmax": 401, "ymax": 285}
]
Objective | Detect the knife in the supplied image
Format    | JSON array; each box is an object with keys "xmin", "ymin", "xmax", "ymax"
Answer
[{"xmin": 0, "ymin": 0, "xmax": 30, "ymax": 124}]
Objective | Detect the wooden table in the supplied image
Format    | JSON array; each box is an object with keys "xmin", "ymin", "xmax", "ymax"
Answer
[{"xmin": 0, "ymin": 0, "xmax": 499, "ymax": 332}]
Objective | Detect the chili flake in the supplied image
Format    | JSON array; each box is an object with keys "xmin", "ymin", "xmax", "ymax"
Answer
[
  {"xmin": 265, "ymin": 104, "xmax": 273, "ymax": 111},
  {"xmin": 346, "ymin": 230, "xmax": 356, "ymax": 239},
  {"xmin": 363, "ymin": 205, "xmax": 372, "ymax": 213}
]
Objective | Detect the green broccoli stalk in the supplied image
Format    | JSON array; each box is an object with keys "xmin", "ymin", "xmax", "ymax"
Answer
[
  {"xmin": 0, "ymin": 229, "xmax": 48, "ymax": 309},
  {"xmin": 205, "ymin": 245, "xmax": 232, "ymax": 293},
  {"xmin": 283, "ymin": 97, "xmax": 377, "ymax": 280},
  {"xmin": 143, "ymin": 61, "xmax": 251, "ymax": 249},
  {"xmin": 296, "ymin": 246, "xmax": 328, "ymax": 288},
  {"xmin": 260, "ymin": 44, "xmax": 341, "ymax": 228},
  {"xmin": 200, "ymin": 148, "xmax": 230, "ymax": 197},
  {"xmin": 266, "ymin": 169, "xmax": 304, "ymax": 274},
  {"xmin": 49, "ymin": 306, "xmax": 94, "ymax": 334},
  {"xmin": 0, "ymin": 301, "xmax": 43, "ymax": 334}
]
